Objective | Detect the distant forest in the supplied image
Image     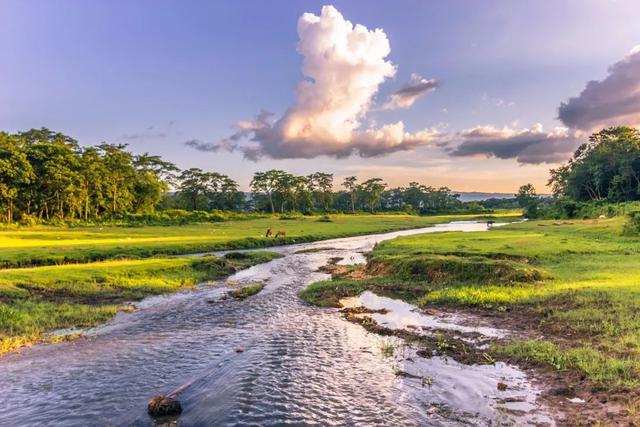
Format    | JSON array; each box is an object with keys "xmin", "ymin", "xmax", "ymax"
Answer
[{"xmin": 1, "ymin": 126, "xmax": 638, "ymax": 223}]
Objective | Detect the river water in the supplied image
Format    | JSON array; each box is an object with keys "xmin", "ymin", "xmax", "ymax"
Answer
[{"xmin": 0, "ymin": 221, "xmax": 553, "ymax": 426}]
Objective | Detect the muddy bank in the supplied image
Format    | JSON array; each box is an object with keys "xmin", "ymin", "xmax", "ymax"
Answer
[{"xmin": 337, "ymin": 290, "xmax": 638, "ymax": 425}]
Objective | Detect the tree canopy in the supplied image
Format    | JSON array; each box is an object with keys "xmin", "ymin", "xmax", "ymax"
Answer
[{"xmin": 549, "ymin": 127, "xmax": 640, "ymax": 202}]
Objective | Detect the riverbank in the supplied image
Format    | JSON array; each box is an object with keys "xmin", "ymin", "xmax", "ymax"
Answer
[
  {"xmin": 0, "ymin": 251, "xmax": 280, "ymax": 354},
  {"xmin": 0, "ymin": 212, "xmax": 519, "ymax": 268},
  {"xmin": 301, "ymin": 216, "xmax": 640, "ymax": 423},
  {"xmin": 0, "ymin": 213, "xmax": 520, "ymax": 355},
  {"xmin": 0, "ymin": 219, "xmax": 547, "ymax": 426}
]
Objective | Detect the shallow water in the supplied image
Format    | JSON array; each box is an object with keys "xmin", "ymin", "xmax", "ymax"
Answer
[{"xmin": 0, "ymin": 221, "xmax": 552, "ymax": 426}]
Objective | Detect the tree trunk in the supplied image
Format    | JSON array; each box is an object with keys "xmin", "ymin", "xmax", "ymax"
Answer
[{"xmin": 268, "ymin": 192, "xmax": 275, "ymax": 214}]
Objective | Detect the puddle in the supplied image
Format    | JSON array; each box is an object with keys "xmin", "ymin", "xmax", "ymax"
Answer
[{"xmin": 341, "ymin": 291, "xmax": 507, "ymax": 338}]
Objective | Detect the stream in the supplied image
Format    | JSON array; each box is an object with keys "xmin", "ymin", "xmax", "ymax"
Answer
[{"xmin": 0, "ymin": 221, "xmax": 553, "ymax": 426}]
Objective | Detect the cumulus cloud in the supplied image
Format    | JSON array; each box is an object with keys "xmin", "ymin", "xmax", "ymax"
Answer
[
  {"xmin": 450, "ymin": 123, "xmax": 581, "ymax": 164},
  {"xmin": 558, "ymin": 46, "xmax": 640, "ymax": 131},
  {"xmin": 382, "ymin": 74, "xmax": 439, "ymax": 110},
  {"xmin": 188, "ymin": 5, "xmax": 440, "ymax": 160}
]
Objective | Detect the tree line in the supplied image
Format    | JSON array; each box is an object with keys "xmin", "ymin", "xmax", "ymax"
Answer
[
  {"xmin": 0, "ymin": 129, "xmax": 177, "ymax": 223},
  {"xmin": 0, "ymin": 128, "xmax": 472, "ymax": 223},
  {"xmin": 515, "ymin": 127, "xmax": 640, "ymax": 219}
]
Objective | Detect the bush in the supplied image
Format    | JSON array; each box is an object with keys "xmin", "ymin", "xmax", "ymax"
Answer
[
  {"xmin": 316, "ymin": 215, "xmax": 333, "ymax": 222},
  {"xmin": 623, "ymin": 211, "xmax": 640, "ymax": 235},
  {"xmin": 19, "ymin": 213, "xmax": 39, "ymax": 227}
]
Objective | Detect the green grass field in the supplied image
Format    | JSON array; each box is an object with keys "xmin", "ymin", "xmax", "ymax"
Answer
[
  {"xmin": 301, "ymin": 216, "xmax": 640, "ymax": 389},
  {"xmin": 0, "ymin": 213, "xmax": 518, "ymax": 268},
  {"xmin": 0, "ymin": 212, "xmax": 519, "ymax": 355},
  {"xmin": 0, "ymin": 251, "xmax": 280, "ymax": 354}
]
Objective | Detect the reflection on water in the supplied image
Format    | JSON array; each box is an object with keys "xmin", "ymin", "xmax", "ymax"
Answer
[
  {"xmin": 340, "ymin": 291, "xmax": 553, "ymax": 425},
  {"xmin": 341, "ymin": 291, "xmax": 507, "ymax": 338},
  {"xmin": 0, "ymin": 221, "xmax": 552, "ymax": 426}
]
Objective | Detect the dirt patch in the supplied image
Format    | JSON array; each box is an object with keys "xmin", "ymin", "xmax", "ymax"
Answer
[
  {"xmin": 340, "ymin": 306, "xmax": 389, "ymax": 315},
  {"xmin": 341, "ymin": 312, "xmax": 496, "ymax": 366}
]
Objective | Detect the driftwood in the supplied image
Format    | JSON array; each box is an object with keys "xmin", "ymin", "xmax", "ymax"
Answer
[{"xmin": 147, "ymin": 395, "xmax": 182, "ymax": 417}]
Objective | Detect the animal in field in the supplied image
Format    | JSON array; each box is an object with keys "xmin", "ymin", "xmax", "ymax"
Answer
[
  {"xmin": 265, "ymin": 228, "xmax": 273, "ymax": 238},
  {"xmin": 275, "ymin": 230, "xmax": 286, "ymax": 238},
  {"xmin": 487, "ymin": 220, "xmax": 495, "ymax": 229}
]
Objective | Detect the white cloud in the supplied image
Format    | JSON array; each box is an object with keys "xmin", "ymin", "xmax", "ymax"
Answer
[{"xmin": 189, "ymin": 5, "xmax": 440, "ymax": 160}]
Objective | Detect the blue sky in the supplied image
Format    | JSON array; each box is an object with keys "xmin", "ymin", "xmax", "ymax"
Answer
[{"xmin": 2, "ymin": 0, "xmax": 640, "ymax": 191}]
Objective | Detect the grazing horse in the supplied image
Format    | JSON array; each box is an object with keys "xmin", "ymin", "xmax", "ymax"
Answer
[
  {"xmin": 265, "ymin": 228, "xmax": 273, "ymax": 238},
  {"xmin": 275, "ymin": 230, "xmax": 286, "ymax": 238},
  {"xmin": 487, "ymin": 220, "xmax": 495, "ymax": 229}
]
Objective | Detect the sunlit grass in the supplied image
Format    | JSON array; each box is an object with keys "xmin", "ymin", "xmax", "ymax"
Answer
[
  {"xmin": 0, "ymin": 251, "xmax": 280, "ymax": 354},
  {"xmin": 0, "ymin": 212, "xmax": 520, "ymax": 268},
  {"xmin": 301, "ymin": 216, "xmax": 640, "ymax": 388}
]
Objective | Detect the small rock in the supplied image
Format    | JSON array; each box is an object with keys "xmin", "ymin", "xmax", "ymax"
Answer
[
  {"xmin": 568, "ymin": 397, "xmax": 586, "ymax": 404},
  {"xmin": 235, "ymin": 347, "xmax": 245, "ymax": 353},
  {"xmin": 147, "ymin": 395, "xmax": 182, "ymax": 417},
  {"xmin": 497, "ymin": 382, "xmax": 508, "ymax": 391}
]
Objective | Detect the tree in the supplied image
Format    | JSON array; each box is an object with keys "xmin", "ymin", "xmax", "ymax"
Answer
[
  {"xmin": 0, "ymin": 128, "xmax": 178, "ymax": 223},
  {"xmin": 251, "ymin": 170, "xmax": 290, "ymax": 213},
  {"xmin": 308, "ymin": 172, "xmax": 333, "ymax": 211},
  {"xmin": 359, "ymin": 178, "xmax": 387, "ymax": 212},
  {"xmin": 0, "ymin": 133, "xmax": 33, "ymax": 222},
  {"xmin": 516, "ymin": 183, "xmax": 539, "ymax": 218},
  {"xmin": 207, "ymin": 173, "xmax": 244, "ymax": 211},
  {"xmin": 98, "ymin": 143, "xmax": 136, "ymax": 216},
  {"xmin": 549, "ymin": 127, "xmax": 640, "ymax": 202},
  {"xmin": 342, "ymin": 176, "xmax": 358, "ymax": 212},
  {"xmin": 133, "ymin": 154, "xmax": 179, "ymax": 213},
  {"xmin": 178, "ymin": 168, "xmax": 210, "ymax": 211}
]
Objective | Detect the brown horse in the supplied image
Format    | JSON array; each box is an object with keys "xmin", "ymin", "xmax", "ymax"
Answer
[
  {"xmin": 275, "ymin": 230, "xmax": 286, "ymax": 238},
  {"xmin": 265, "ymin": 228, "xmax": 273, "ymax": 237}
]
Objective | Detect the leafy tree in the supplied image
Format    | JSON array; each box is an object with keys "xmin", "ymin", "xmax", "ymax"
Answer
[
  {"xmin": 516, "ymin": 183, "xmax": 539, "ymax": 218},
  {"xmin": 251, "ymin": 170, "xmax": 290, "ymax": 213},
  {"xmin": 0, "ymin": 133, "xmax": 33, "ymax": 222},
  {"xmin": 342, "ymin": 176, "xmax": 358, "ymax": 212},
  {"xmin": 359, "ymin": 178, "xmax": 387, "ymax": 212},
  {"xmin": 308, "ymin": 172, "xmax": 333, "ymax": 211},
  {"xmin": 549, "ymin": 127, "xmax": 640, "ymax": 202},
  {"xmin": 178, "ymin": 168, "xmax": 210, "ymax": 211}
]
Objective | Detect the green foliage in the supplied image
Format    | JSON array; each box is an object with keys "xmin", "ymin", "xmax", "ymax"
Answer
[
  {"xmin": 176, "ymin": 168, "xmax": 244, "ymax": 211},
  {"xmin": 549, "ymin": 127, "xmax": 640, "ymax": 202},
  {"xmin": 623, "ymin": 211, "xmax": 640, "ymax": 235},
  {"xmin": 516, "ymin": 183, "xmax": 541, "ymax": 218},
  {"xmin": 0, "ymin": 128, "xmax": 177, "ymax": 223}
]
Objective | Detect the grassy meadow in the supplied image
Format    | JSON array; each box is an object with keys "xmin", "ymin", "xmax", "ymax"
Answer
[
  {"xmin": 301, "ymin": 216, "xmax": 640, "ymax": 389},
  {"xmin": 0, "ymin": 212, "xmax": 518, "ymax": 268},
  {"xmin": 0, "ymin": 212, "xmax": 519, "ymax": 355},
  {"xmin": 0, "ymin": 251, "xmax": 280, "ymax": 354}
]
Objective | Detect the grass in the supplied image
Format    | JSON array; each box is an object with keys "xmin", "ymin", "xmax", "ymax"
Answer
[
  {"xmin": 0, "ymin": 251, "xmax": 280, "ymax": 354},
  {"xmin": 0, "ymin": 212, "xmax": 519, "ymax": 355},
  {"xmin": 301, "ymin": 216, "xmax": 640, "ymax": 389},
  {"xmin": 228, "ymin": 282, "xmax": 265, "ymax": 299},
  {"xmin": 0, "ymin": 212, "xmax": 520, "ymax": 269}
]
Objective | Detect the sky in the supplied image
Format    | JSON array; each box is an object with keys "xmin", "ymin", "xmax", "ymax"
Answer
[{"xmin": 2, "ymin": 0, "xmax": 640, "ymax": 192}]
